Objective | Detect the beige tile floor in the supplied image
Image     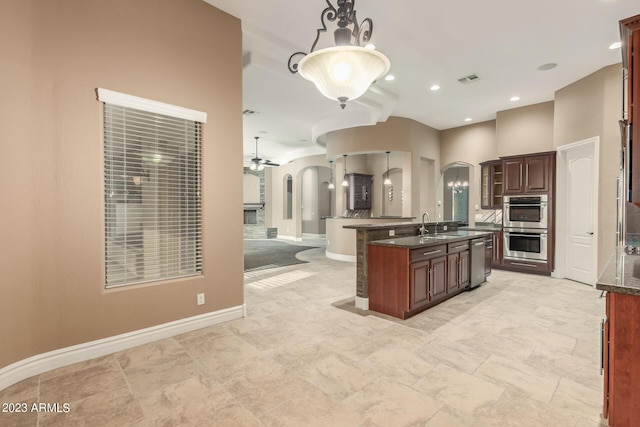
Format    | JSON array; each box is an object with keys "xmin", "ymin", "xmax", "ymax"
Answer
[{"xmin": 0, "ymin": 242, "xmax": 608, "ymax": 426}]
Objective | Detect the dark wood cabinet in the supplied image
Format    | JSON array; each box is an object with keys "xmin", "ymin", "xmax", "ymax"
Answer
[
  {"xmin": 410, "ymin": 261, "xmax": 430, "ymax": 310},
  {"xmin": 346, "ymin": 173, "xmax": 373, "ymax": 210},
  {"xmin": 602, "ymin": 291, "xmax": 640, "ymax": 426},
  {"xmin": 459, "ymin": 250, "xmax": 469, "ymax": 289},
  {"xmin": 367, "ymin": 239, "xmax": 476, "ymax": 319},
  {"xmin": 430, "ymin": 256, "xmax": 448, "ymax": 300},
  {"xmin": 447, "ymin": 242, "xmax": 469, "ymax": 294},
  {"xmin": 621, "ymin": 15, "xmax": 640, "ymax": 205},
  {"xmin": 491, "ymin": 231, "xmax": 503, "ymax": 267},
  {"xmin": 502, "ymin": 153, "xmax": 554, "ymax": 195},
  {"xmin": 480, "ymin": 160, "xmax": 503, "ymax": 209}
]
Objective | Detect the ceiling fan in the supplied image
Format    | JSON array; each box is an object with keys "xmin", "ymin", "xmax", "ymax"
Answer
[{"xmin": 249, "ymin": 136, "xmax": 279, "ymax": 170}]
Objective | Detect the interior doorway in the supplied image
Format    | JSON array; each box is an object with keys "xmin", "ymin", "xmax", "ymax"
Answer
[
  {"xmin": 300, "ymin": 166, "xmax": 331, "ymax": 237},
  {"xmin": 556, "ymin": 137, "xmax": 599, "ymax": 285}
]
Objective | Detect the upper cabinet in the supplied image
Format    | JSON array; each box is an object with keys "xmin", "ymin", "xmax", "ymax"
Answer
[
  {"xmin": 502, "ymin": 152, "xmax": 555, "ymax": 195},
  {"xmin": 621, "ymin": 15, "xmax": 640, "ymax": 205},
  {"xmin": 480, "ymin": 160, "xmax": 503, "ymax": 209},
  {"xmin": 346, "ymin": 173, "xmax": 373, "ymax": 210}
]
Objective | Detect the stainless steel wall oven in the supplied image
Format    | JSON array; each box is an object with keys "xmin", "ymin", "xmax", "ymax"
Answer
[
  {"xmin": 503, "ymin": 228, "xmax": 548, "ymax": 262},
  {"xmin": 503, "ymin": 195, "xmax": 548, "ymax": 229}
]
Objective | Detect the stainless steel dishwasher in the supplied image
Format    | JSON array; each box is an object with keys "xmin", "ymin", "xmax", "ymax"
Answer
[{"xmin": 469, "ymin": 238, "xmax": 485, "ymax": 290}]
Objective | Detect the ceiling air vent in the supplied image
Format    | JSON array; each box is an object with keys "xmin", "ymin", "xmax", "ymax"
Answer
[
  {"xmin": 458, "ymin": 74, "xmax": 480, "ymax": 85},
  {"xmin": 243, "ymin": 109, "xmax": 259, "ymax": 116}
]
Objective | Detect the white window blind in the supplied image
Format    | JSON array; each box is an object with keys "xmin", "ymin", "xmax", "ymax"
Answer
[{"xmin": 101, "ymin": 91, "xmax": 204, "ymax": 288}]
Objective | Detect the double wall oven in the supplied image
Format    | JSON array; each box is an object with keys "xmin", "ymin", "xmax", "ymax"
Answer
[{"xmin": 503, "ymin": 195, "xmax": 548, "ymax": 262}]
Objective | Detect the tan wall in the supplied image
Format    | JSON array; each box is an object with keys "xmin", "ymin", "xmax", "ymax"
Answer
[
  {"xmin": 554, "ymin": 64, "xmax": 622, "ymax": 275},
  {"xmin": 441, "ymin": 120, "xmax": 497, "ymax": 218},
  {"xmin": 496, "ymin": 102, "xmax": 555, "ymax": 157},
  {"xmin": 0, "ymin": 0, "xmax": 243, "ymax": 370},
  {"xmin": 325, "ymin": 117, "xmax": 440, "ymax": 219}
]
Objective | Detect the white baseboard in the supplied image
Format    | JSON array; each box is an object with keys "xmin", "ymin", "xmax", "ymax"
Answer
[
  {"xmin": 0, "ymin": 304, "xmax": 245, "ymax": 392},
  {"xmin": 325, "ymin": 250, "xmax": 356, "ymax": 262},
  {"xmin": 277, "ymin": 235, "xmax": 302, "ymax": 242},
  {"xmin": 355, "ymin": 296, "xmax": 369, "ymax": 310},
  {"xmin": 302, "ymin": 233, "xmax": 326, "ymax": 238}
]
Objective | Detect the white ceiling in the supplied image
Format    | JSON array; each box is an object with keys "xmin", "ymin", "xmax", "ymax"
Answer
[{"xmin": 202, "ymin": 0, "xmax": 637, "ymax": 166}]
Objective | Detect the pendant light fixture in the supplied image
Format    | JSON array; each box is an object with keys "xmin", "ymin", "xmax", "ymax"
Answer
[
  {"xmin": 288, "ymin": 1, "xmax": 390, "ymax": 109},
  {"xmin": 383, "ymin": 151, "xmax": 392, "ymax": 186},
  {"xmin": 328, "ymin": 160, "xmax": 335, "ymax": 189},
  {"xmin": 448, "ymin": 167, "xmax": 469, "ymax": 193},
  {"xmin": 341, "ymin": 154, "xmax": 349, "ymax": 187},
  {"xmin": 249, "ymin": 136, "xmax": 265, "ymax": 171}
]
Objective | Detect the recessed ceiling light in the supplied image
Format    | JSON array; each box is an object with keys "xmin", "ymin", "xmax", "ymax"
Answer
[
  {"xmin": 537, "ymin": 63, "xmax": 558, "ymax": 71},
  {"xmin": 430, "ymin": 84, "xmax": 440, "ymax": 91},
  {"xmin": 258, "ymin": 130, "xmax": 268, "ymax": 134},
  {"xmin": 510, "ymin": 96, "xmax": 520, "ymax": 102},
  {"xmin": 609, "ymin": 41, "xmax": 622, "ymax": 50},
  {"xmin": 464, "ymin": 117, "xmax": 472, "ymax": 122},
  {"xmin": 385, "ymin": 74, "xmax": 395, "ymax": 81}
]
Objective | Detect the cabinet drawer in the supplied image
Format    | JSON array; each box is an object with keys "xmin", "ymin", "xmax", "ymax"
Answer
[
  {"xmin": 410, "ymin": 245, "xmax": 446, "ymax": 262},
  {"xmin": 447, "ymin": 241, "xmax": 469, "ymax": 253},
  {"xmin": 502, "ymin": 258, "xmax": 549, "ymax": 272}
]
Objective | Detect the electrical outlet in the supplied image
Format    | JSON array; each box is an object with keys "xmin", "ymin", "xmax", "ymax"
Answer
[
  {"xmin": 389, "ymin": 229, "xmax": 395, "ymax": 236},
  {"xmin": 443, "ymin": 225, "xmax": 448, "ymax": 231},
  {"xmin": 197, "ymin": 293, "xmax": 205, "ymax": 306}
]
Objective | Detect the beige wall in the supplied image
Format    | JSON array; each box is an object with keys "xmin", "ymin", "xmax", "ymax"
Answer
[
  {"xmin": 441, "ymin": 120, "xmax": 497, "ymax": 219},
  {"xmin": 325, "ymin": 117, "xmax": 440, "ymax": 219},
  {"xmin": 496, "ymin": 102, "xmax": 555, "ymax": 157},
  {"xmin": 0, "ymin": 0, "xmax": 243, "ymax": 370},
  {"xmin": 554, "ymin": 64, "xmax": 622, "ymax": 275}
]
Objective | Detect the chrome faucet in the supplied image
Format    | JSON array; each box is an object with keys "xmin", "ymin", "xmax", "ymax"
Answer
[{"xmin": 420, "ymin": 212, "xmax": 431, "ymax": 237}]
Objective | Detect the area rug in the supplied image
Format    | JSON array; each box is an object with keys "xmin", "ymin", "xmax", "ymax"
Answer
[{"xmin": 244, "ymin": 240, "xmax": 319, "ymax": 271}]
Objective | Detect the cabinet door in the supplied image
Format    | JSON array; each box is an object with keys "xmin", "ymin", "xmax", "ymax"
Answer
[
  {"xmin": 480, "ymin": 164, "xmax": 490, "ymax": 209},
  {"xmin": 492, "ymin": 232, "xmax": 503, "ymax": 266},
  {"xmin": 629, "ymin": 28, "xmax": 640, "ymax": 204},
  {"xmin": 431, "ymin": 256, "xmax": 447, "ymax": 300},
  {"xmin": 524, "ymin": 155, "xmax": 549, "ymax": 192},
  {"xmin": 447, "ymin": 254, "xmax": 460, "ymax": 293},
  {"xmin": 410, "ymin": 260, "xmax": 430, "ymax": 310},
  {"xmin": 459, "ymin": 251, "xmax": 470, "ymax": 288},
  {"xmin": 491, "ymin": 162, "xmax": 504, "ymax": 208},
  {"xmin": 503, "ymin": 159, "xmax": 524, "ymax": 194}
]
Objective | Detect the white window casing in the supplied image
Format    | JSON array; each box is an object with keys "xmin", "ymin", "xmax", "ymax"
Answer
[{"xmin": 99, "ymin": 89, "xmax": 205, "ymax": 288}]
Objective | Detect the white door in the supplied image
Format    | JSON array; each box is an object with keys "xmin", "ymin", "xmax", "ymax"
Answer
[{"xmin": 565, "ymin": 142, "xmax": 596, "ymax": 285}]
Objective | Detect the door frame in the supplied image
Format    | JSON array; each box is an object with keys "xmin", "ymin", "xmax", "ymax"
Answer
[{"xmin": 554, "ymin": 136, "xmax": 599, "ymax": 285}]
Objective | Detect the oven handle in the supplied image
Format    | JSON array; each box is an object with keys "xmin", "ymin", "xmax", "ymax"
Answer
[{"xmin": 506, "ymin": 233, "xmax": 547, "ymax": 237}]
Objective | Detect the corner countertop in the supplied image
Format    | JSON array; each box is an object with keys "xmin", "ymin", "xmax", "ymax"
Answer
[
  {"xmin": 368, "ymin": 230, "xmax": 492, "ymax": 249},
  {"xmin": 596, "ymin": 248, "xmax": 640, "ymax": 296}
]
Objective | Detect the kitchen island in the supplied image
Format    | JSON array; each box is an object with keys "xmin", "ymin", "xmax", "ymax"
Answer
[
  {"xmin": 342, "ymin": 220, "xmax": 460, "ymax": 309},
  {"xmin": 596, "ymin": 250, "xmax": 640, "ymax": 426},
  {"xmin": 368, "ymin": 231, "xmax": 491, "ymax": 319}
]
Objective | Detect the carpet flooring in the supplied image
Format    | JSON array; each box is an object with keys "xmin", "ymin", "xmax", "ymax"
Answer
[{"xmin": 243, "ymin": 239, "xmax": 319, "ymax": 271}]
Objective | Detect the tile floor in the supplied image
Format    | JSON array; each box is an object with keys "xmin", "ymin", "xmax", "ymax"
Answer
[{"xmin": 0, "ymin": 241, "xmax": 608, "ymax": 426}]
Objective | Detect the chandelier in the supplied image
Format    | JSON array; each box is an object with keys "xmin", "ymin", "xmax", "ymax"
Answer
[
  {"xmin": 448, "ymin": 167, "xmax": 469, "ymax": 194},
  {"xmin": 288, "ymin": 0, "xmax": 390, "ymax": 109}
]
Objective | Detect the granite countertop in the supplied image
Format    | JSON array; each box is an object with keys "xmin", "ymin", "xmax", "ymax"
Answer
[
  {"xmin": 369, "ymin": 230, "xmax": 492, "ymax": 249},
  {"xmin": 323, "ymin": 216, "xmax": 415, "ymax": 220},
  {"xmin": 459, "ymin": 224, "xmax": 502, "ymax": 232},
  {"xmin": 343, "ymin": 220, "xmax": 457, "ymax": 230},
  {"xmin": 596, "ymin": 248, "xmax": 640, "ymax": 296}
]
